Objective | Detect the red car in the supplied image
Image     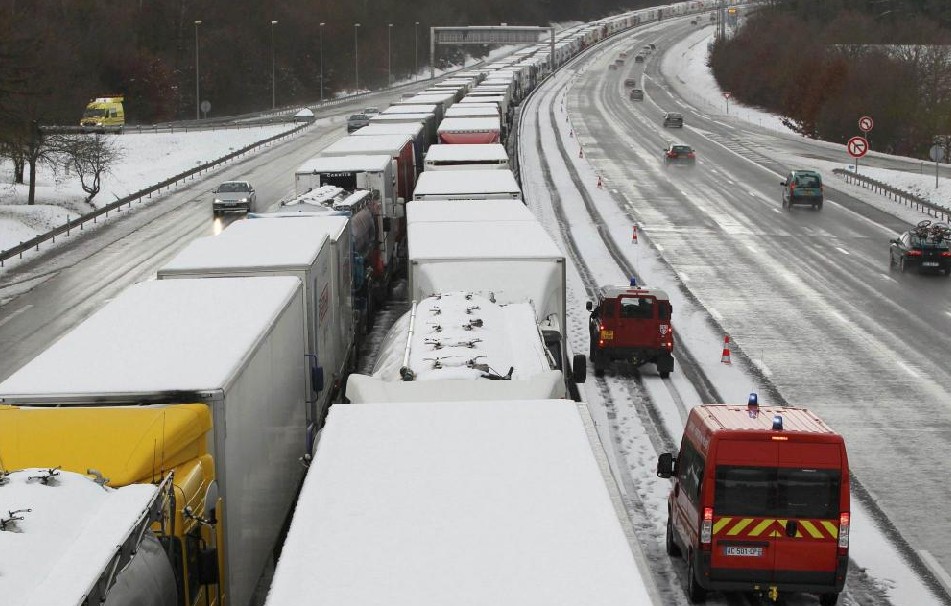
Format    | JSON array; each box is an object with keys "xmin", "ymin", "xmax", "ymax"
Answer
[{"xmin": 586, "ymin": 282, "xmax": 674, "ymax": 377}]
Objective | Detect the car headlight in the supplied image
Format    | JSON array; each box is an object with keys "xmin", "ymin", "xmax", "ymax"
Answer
[
  {"xmin": 214, "ymin": 198, "xmax": 223, "ymax": 204},
  {"xmin": 239, "ymin": 197, "xmax": 249, "ymax": 203}
]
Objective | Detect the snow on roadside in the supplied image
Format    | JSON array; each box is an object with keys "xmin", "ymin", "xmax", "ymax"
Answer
[{"xmin": 0, "ymin": 124, "xmax": 299, "ymax": 253}]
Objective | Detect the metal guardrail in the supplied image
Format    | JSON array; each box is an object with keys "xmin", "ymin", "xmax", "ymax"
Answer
[
  {"xmin": 832, "ymin": 168, "xmax": 951, "ymax": 223},
  {"xmin": 0, "ymin": 122, "xmax": 309, "ymax": 267}
]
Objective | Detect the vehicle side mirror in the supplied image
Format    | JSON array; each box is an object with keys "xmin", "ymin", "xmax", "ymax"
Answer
[
  {"xmin": 585, "ymin": 301, "xmax": 593, "ymax": 311},
  {"xmin": 572, "ymin": 353, "xmax": 586, "ymax": 384},
  {"xmin": 211, "ymin": 188, "xmax": 218, "ymax": 193},
  {"xmin": 889, "ymin": 238, "xmax": 899, "ymax": 245},
  {"xmin": 656, "ymin": 452, "xmax": 676, "ymax": 478},
  {"xmin": 197, "ymin": 547, "xmax": 220, "ymax": 585},
  {"xmin": 780, "ymin": 181, "xmax": 786, "ymax": 186}
]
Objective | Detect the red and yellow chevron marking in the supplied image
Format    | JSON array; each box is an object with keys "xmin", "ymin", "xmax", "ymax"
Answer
[{"xmin": 713, "ymin": 517, "xmax": 839, "ymax": 540}]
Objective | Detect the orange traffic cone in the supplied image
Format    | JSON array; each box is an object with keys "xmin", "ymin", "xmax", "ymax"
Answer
[
  {"xmin": 597, "ymin": 175, "xmax": 603, "ymax": 188},
  {"xmin": 720, "ymin": 335, "xmax": 732, "ymax": 365},
  {"xmin": 632, "ymin": 225, "xmax": 638, "ymax": 243}
]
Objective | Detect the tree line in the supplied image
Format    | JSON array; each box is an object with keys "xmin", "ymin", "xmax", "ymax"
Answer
[{"xmin": 710, "ymin": 0, "xmax": 951, "ymax": 157}]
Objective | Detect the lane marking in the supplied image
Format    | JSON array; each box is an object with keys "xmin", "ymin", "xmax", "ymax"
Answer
[
  {"xmin": 0, "ymin": 304, "xmax": 34, "ymax": 329},
  {"xmin": 896, "ymin": 360, "xmax": 921, "ymax": 379},
  {"xmin": 836, "ymin": 247, "xmax": 851, "ymax": 256}
]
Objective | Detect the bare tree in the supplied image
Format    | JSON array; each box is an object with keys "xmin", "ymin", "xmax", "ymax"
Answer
[{"xmin": 61, "ymin": 134, "xmax": 122, "ymax": 206}]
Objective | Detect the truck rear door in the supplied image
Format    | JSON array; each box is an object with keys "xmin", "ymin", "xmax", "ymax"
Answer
[{"xmin": 613, "ymin": 295, "xmax": 659, "ymax": 348}]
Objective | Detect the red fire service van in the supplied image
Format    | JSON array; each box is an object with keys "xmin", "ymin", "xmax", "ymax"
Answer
[{"xmin": 656, "ymin": 395, "xmax": 850, "ymax": 605}]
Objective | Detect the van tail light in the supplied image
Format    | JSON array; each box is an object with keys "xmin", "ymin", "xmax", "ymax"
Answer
[
  {"xmin": 908, "ymin": 249, "xmax": 922, "ymax": 257},
  {"xmin": 941, "ymin": 251, "xmax": 951, "ymax": 258},
  {"xmin": 700, "ymin": 507, "xmax": 713, "ymax": 548},
  {"xmin": 837, "ymin": 512, "xmax": 850, "ymax": 554}
]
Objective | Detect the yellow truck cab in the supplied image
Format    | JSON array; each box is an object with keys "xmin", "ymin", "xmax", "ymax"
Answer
[
  {"xmin": 0, "ymin": 404, "xmax": 223, "ymax": 606},
  {"xmin": 81, "ymin": 95, "xmax": 125, "ymax": 133}
]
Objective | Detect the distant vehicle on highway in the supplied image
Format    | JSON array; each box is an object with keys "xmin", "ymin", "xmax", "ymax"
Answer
[
  {"xmin": 663, "ymin": 112, "xmax": 683, "ymax": 127},
  {"xmin": 624, "ymin": 78, "xmax": 637, "ymax": 87},
  {"xmin": 634, "ymin": 54, "xmax": 645, "ymax": 63},
  {"xmin": 630, "ymin": 88, "xmax": 645, "ymax": 101},
  {"xmin": 80, "ymin": 95, "xmax": 125, "ymax": 133},
  {"xmin": 889, "ymin": 220, "xmax": 951, "ymax": 275},
  {"xmin": 663, "ymin": 143, "xmax": 696, "ymax": 165},
  {"xmin": 212, "ymin": 180, "xmax": 256, "ymax": 215},
  {"xmin": 363, "ymin": 107, "xmax": 381, "ymax": 116},
  {"xmin": 347, "ymin": 113, "xmax": 370, "ymax": 133},
  {"xmin": 780, "ymin": 169, "xmax": 823, "ymax": 210}
]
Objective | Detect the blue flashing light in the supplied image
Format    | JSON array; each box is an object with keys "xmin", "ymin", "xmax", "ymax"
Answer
[
  {"xmin": 630, "ymin": 276, "xmax": 637, "ymax": 287},
  {"xmin": 748, "ymin": 393, "xmax": 758, "ymax": 407},
  {"xmin": 772, "ymin": 415, "xmax": 784, "ymax": 431},
  {"xmin": 747, "ymin": 392, "xmax": 759, "ymax": 418}
]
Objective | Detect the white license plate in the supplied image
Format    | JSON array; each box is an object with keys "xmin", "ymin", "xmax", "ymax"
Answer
[
  {"xmin": 923, "ymin": 261, "xmax": 939, "ymax": 267},
  {"xmin": 723, "ymin": 546, "xmax": 763, "ymax": 557}
]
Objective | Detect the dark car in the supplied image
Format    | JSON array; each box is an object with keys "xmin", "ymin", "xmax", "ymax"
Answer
[
  {"xmin": 780, "ymin": 169, "xmax": 823, "ymax": 210},
  {"xmin": 634, "ymin": 54, "xmax": 645, "ymax": 63},
  {"xmin": 629, "ymin": 88, "xmax": 645, "ymax": 101},
  {"xmin": 663, "ymin": 112, "xmax": 683, "ymax": 127},
  {"xmin": 663, "ymin": 143, "xmax": 695, "ymax": 165},
  {"xmin": 889, "ymin": 220, "xmax": 951, "ymax": 275},
  {"xmin": 347, "ymin": 113, "xmax": 370, "ymax": 133},
  {"xmin": 624, "ymin": 78, "xmax": 637, "ymax": 87}
]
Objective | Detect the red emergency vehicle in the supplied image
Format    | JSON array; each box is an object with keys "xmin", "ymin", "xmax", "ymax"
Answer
[
  {"xmin": 656, "ymin": 395, "xmax": 850, "ymax": 605},
  {"xmin": 586, "ymin": 282, "xmax": 674, "ymax": 378}
]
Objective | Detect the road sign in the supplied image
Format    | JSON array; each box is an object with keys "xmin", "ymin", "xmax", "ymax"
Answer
[
  {"xmin": 847, "ymin": 136, "xmax": 869, "ymax": 159},
  {"xmin": 200, "ymin": 100, "xmax": 211, "ymax": 115},
  {"xmin": 930, "ymin": 144, "xmax": 945, "ymax": 163},
  {"xmin": 723, "ymin": 92, "xmax": 731, "ymax": 99},
  {"xmin": 858, "ymin": 115, "xmax": 873, "ymax": 133}
]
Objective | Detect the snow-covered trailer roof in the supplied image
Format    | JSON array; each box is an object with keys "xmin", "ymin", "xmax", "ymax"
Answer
[
  {"xmin": 377, "ymin": 293, "xmax": 551, "ymax": 373},
  {"xmin": 0, "ymin": 277, "xmax": 302, "ymax": 401},
  {"xmin": 319, "ymin": 134, "xmax": 413, "ymax": 157},
  {"xmin": 382, "ymin": 103, "xmax": 438, "ymax": 115},
  {"xmin": 2, "ymin": 469, "xmax": 175, "ymax": 606},
  {"xmin": 296, "ymin": 154, "xmax": 392, "ymax": 175},
  {"xmin": 406, "ymin": 199, "xmax": 533, "ymax": 224},
  {"xmin": 370, "ymin": 113, "xmax": 431, "ymax": 124},
  {"xmin": 413, "ymin": 169, "xmax": 520, "ymax": 200},
  {"xmin": 349, "ymin": 122, "xmax": 425, "ymax": 138},
  {"xmin": 424, "ymin": 143, "xmax": 508, "ymax": 164},
  {"xmin": 157, "ymin": 216, "xmax": 340, "ymax": 275},
  {"xmin": 444, "ymin": 105, "xmax": 500, "ymax": 118},
  {"xmin": 264, "ymin": 399, "xmax": 653, "ymax": 606},
  {"xmin": 408, "ymin": 220, "xmax": 561, "ymax": 261}
]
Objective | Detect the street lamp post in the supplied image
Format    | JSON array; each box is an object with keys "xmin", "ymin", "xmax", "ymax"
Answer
[
  {"xmin": 319, "ymin": 22, "xmax": 325, "ymax": 103},
  {"xmin": 194, "ymin": 20, "xmax": 201, "ymax": 120},
  {"xmin": 354, "ymin": 23, "xmax": 361, "ymax": 91},
  {"xmin": 271, "ymin": 20, "xmax": 278, "ymax": 110},
  {"xmin": 414, "ymin": 21, "xmax": 419, "ymax": 81},
  {"xmin": 387, "ymin": 23, "xmax": 393, "ymax": 87}
]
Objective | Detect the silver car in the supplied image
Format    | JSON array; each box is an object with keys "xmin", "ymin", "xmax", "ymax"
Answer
[{"xmin": 212, "ymin": 180, "xmax": 256, "ymax": 215}]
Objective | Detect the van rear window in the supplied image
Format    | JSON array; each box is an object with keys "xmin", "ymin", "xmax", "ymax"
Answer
[{"xmin": 714, "ymin": 466, "xmax": 841, "ymax": 519}]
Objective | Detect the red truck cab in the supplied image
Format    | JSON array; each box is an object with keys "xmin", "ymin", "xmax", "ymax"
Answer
[
  {"xmin": 586, "ymin": 282, "xmax": 674, "ymax": 378},
  {"xmin": 656, "ymin": 396, "xmax": 850, "ymax": 605}
]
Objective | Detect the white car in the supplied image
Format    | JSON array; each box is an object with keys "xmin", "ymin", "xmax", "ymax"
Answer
[{"xmin": 212, "ymin": 180, "xmax": 256, "ymax": 215}]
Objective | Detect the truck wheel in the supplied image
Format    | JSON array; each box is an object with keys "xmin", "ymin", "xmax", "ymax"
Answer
[
  {"xmin": 819, "ymin": 593, "xmax": 839, "ymax": 606},
  {"xmin": 686, "ymin": 555, "xmax": 707, "ymax": 603},
  {"xmin": 659, "ymin": 370, "xmax": 670, "ymax": 379},
  {"xmin": 665, "ymin": 515, "xmax": 681, "ymax": 557}
]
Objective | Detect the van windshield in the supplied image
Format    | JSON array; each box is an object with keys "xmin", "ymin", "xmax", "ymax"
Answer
[{"xmin": 714, "ymin": 466, "xmax": 841, "ymax": 519}]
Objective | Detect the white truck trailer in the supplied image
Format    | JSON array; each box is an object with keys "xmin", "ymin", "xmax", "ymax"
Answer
[
  {"xmin": 423, "ymin": 143, "xmax": 509, "ymax": 171},
  {"xmin": 413, "ymin": 168, "xmax": 521, "ymax": 200},
  {"xmin": 2, "ymin": 469, "xmax": 177, "ymax": 606},
  {"xmin": 264, "ymin": 399, "xmax": 658, "ymax": 606},
  {"xmin": 0, "ymin": 277, "xmax": 308, "ymax": 606},
  {"xmin": 406, "ymin": 218, "xmax": 584, "ymax": 393},
  {"xmin": 406, "ymin": 198, "xmax": 534, "ymax": 223},
  {"xmin": 294, "ymin": 154, "xmax": 399, "ymax": 286},
  {"xmin": 156, "ymin": 216, "xmax": 353, "ymax": 430}
]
